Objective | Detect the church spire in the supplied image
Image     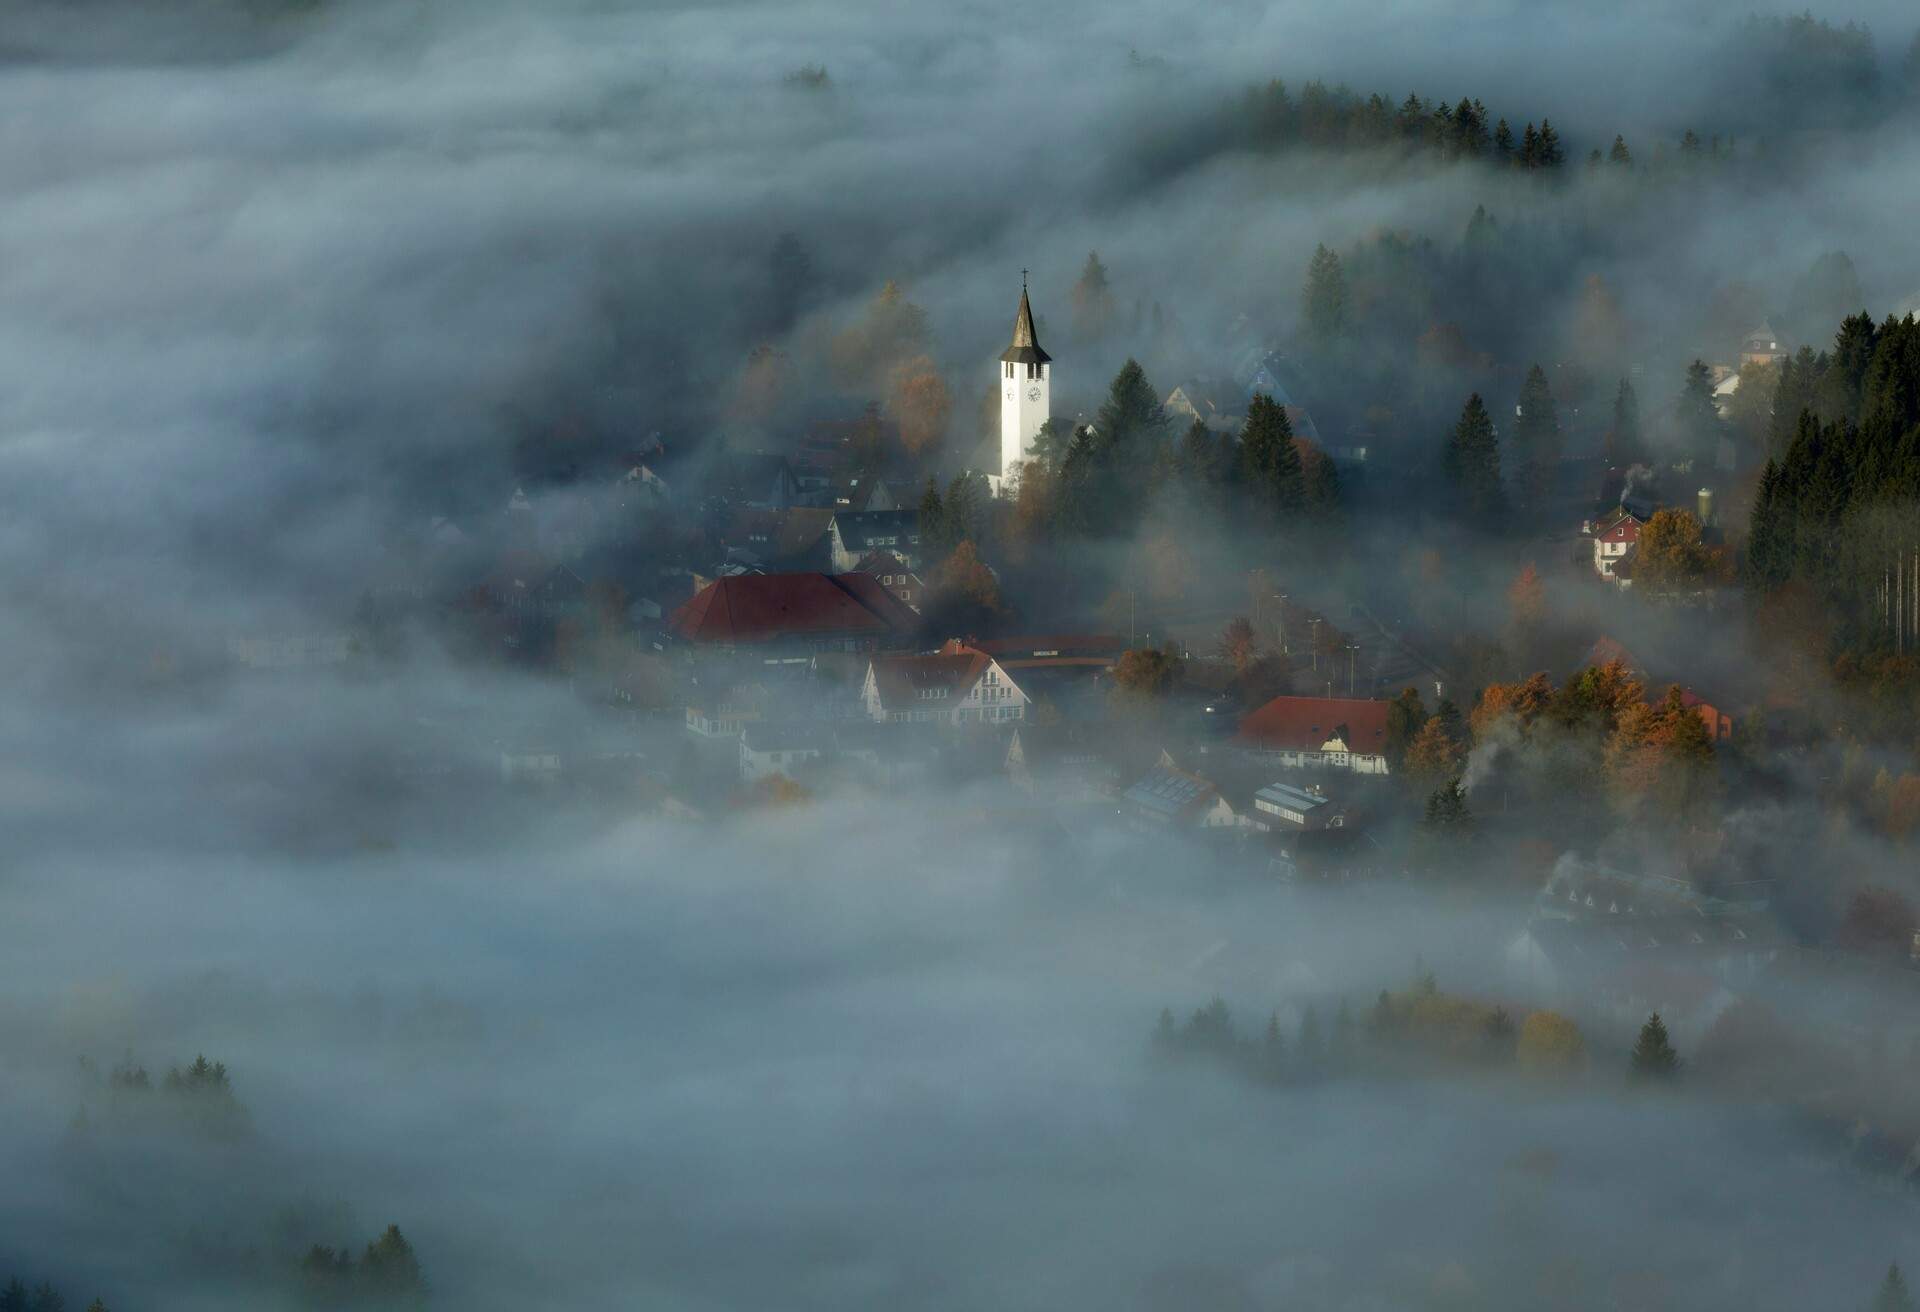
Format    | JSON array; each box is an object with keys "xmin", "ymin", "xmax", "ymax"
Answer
[{"xmin": 1000, "ymin": 276, "xmax": 1051, "ymax": 365}]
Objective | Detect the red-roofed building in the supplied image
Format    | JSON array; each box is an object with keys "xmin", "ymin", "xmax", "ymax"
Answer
[
  {"xmin": 668, "ymin": 572, "xmax": 920, "ymax": 654},
  {"xmin": 1590, "ymin": 509, "xmax": 1644, "ymax": 582},
  {"xmin": 860, "ymin": 642, "xmax": 1029, "ymax": 725},
  {"xmin": 1237, "ymin": 695, "xmax": 1393, "ymax": 774}
]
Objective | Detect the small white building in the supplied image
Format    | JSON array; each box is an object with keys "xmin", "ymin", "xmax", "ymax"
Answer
[
  {"xmin": 1589, "ymin": 509, "xmax": 1643, "ymax": 582},
  {"xmin": 739, "ymin": 722, "xmax": 831, "ymax": 783}
]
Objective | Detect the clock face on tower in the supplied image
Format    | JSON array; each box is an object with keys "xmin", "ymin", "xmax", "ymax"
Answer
[{"xmin": 1026, "ymin": 385, "xmax": 1042, "ymax": 402}]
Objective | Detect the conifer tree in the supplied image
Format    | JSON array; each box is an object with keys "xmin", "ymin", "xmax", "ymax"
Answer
[
  {"xmin": 1536, "ymin": 119, "xmax": 1563, "ymax": 167},
  {"xmin": 1677, "ymin": 359, "xmax": 1722, "ymax": 465},
  {"xmin": 1519, "ymin": 122, "xmax": 1539, "ymax": 167},
  {"xmin": 1874, "ymin": 1263, "xmax": 1914, "ymax": 1312},
  {"xmin": 1302, "ymin": 244, "xmax": 1350, "ymax": 355},
  {"xmin": 1492, "ymin": 118, "xmax": 1515, "ymax": 163},
  {"xmin": 1173, "ymin": 418, "xmax": 1227, "ymax": 505},
  {"xmin": 1384, "ymin": 686, "xmax": 1429, "ymax": 771},
  {"xmin": 1629, "ymin": 1012, "xmax": 1681, "ymax": 1080},
  {"xmin": 361, "ymin": 1224, "xmax": 427, "ymax": 1304},
  {"xmin": 1422, "ymin": 778, "xmax": 1473, "ymax": 832},
  {"xmin": 1095, "ymin": 358, "xmax": 1169, "ymax": 456},
  {"xmin": 1768, "ymin": 348, "xmax": 1818, "ymax": 460},
  {"xmin": 1609, "ymin": 134, "xmax": 1632, "ymax": 166},
  {"xmin": 1071, "ymin": 250, "xmax": 1117, "ymax": 339},
  {"xmin": 1605, "ymin": 377, "xmax": 1645, "ymax": 466},
  {"xmin": 1512, "ymin": 364, "xmax": 1562, "ymax": 511},
  {"xmin": 917, "ymin": 478, "xmax": 948, "ymax": 553},
  {"xmin": 1442, "ymin": 393, "xmax": 1506, "ymax": 520},
  {"xmin": 1237, "ymin": 393, "xmax": 1305, "ymax": 522}
]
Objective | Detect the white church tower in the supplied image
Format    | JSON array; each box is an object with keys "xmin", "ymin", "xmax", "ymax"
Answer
[{"xmin": 994, "ymin": 275, "xmax": 1051, "ymax": 495}]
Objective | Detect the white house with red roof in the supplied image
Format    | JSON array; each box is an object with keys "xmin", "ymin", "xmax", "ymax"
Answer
[
  {"xmin": 1589, "ymin": 508, "xmax": 1644, "ymax": 582},
  {"xmin": 1236, "ymin": 695, "xmax": 1392, "ymax": 774},
  {"xmin": 860, "ymin": 641, "xmax": 1029, "ymax": 725}
]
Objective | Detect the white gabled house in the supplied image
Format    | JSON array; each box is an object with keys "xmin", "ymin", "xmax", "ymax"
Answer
[{"xmin": 860, "ymin": 641, "xmax": 1029, "ymax": 725}]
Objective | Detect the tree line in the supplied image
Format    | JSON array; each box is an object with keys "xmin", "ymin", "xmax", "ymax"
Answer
[
  {"xmin": 1016, "ymin": 358, "xmax": 1342, "ymax": 543},
  {"xmin": 1151, "ymin": 975, "xmax": 1684, "ymax": 1085}
]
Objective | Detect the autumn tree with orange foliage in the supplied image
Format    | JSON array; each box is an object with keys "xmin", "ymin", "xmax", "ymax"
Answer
[
  {"xmin": 886, "ymin": 355, "xmax": 953, "ymax": 456},
  {"xmin": 1635, "ymin": 508, "xmax": 1716, "ymax": 593},
  {"xmin": 830, "ymin": 280, "xmax": 928, "ymax": 385},
  {"xmin": 1506, "ymin": 562, "xmax": 1546, "ymax": 660},
  {"xmin": 922, "ymin": 540, "xmax": 1004, "ymax": 637},
  {"xmin": 1404, "ymin": 715, "xmax": 1464, "ymax": 786},
  {"xmin": 1603, "ymin": 685, "xmax": 1718, "ymax": 824},
  {"xmin": 1218, "ymin": 617, "xmax": 1257, "ymax": 672},
  {"xmin": 1469, "ymin": 672, "xmax": 1556, "ymax": 743}
]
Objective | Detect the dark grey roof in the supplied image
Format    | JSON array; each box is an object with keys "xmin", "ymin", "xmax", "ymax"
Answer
[
  {"xmin": 999, "ymin": 287, "xmax": 1052, "ymax": 365},
  {"xmin": 832, "ymin": 509, "xmax": 920, "ymax": 549},
  {"xmin": 1123, "ymin": 765, "xmax": 1214, "ymax": 817}
]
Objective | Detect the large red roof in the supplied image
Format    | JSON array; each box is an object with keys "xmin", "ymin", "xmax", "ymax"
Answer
[
  {"xmin": 871, "ymin": 649, "xmax": 991, "ymax": 711},
  {"xmin": 1238, "ymin": 695, "xmax": 1391, "ymax": 755},
  {"xmin": 669, "ymin": 572, "xmax": 919, "ymax": 644}
]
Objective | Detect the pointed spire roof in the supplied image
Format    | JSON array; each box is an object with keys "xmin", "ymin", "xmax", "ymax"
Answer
[{"xmin": 1000, "ymin": 278, "xmax": 1051, "ymax": 365}]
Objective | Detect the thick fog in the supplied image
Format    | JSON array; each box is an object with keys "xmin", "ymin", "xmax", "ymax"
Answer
[{"xmin": 5, "ymin": 0, "xmax": 1920, "ymax": 1308}]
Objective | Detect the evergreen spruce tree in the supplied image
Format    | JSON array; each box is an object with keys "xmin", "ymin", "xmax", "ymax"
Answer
[
  {"xmin": 1492, "ymin": 118, "xmax": 1515, "ymax": 163},
  {"xmin": 1609, "ymin": 135, "xmax": 1632, "ymax": 166},
  {"xmin": 1173, "ymin": 418, "xmax": 1226, "ymax": 505},
  {"xmin": 1677, "ymin": 359, "xmax": 1722, "ymax": 466},
  {"xmin": 1513, "ymin": 364, "xmax": 1562, "ymax": 511},
  {"xmin": 1302, "ymin": 244, "xmax": 1350, "ymax": 355},
  {"xmin": 1536, "ymin": 119, "xmax": 1563, "ymax": 167},
  {"xmin": 1094, "ymin": 358, "xmax": 1169, "ymax": 456},
  {"xmin": 1071, "ymin": 250, "xmax": 1117, "ymax": 339},
  {"xmin": 1519, "ymin": 122, "xmax": 1540, "ymax": 168},
  {"xmin": 1606, "ymin": 377, "xmax": 1645, "ymax": 466},
  {"xmin": 1874, "ymin": 1263, "xmax": 1914, "ymax": 1312},
  {"xmin": 1, "ymin": 1282, "xmax": 28, "ymax": 1312},
  {"xmin": 918, "ymin": 478, "xmax": 949, "ymax": 555},
  {"xmin": 1768, "ymin": 348, "xmax": 1819, "ymax": 461},
  {"xmin": 1422, "ymin": 778, "xmax": 1472, "ymax": 832},
  {"xmin": 1237, "ymin": 393, "xmax": 1305, "ymax": 523},
  {"xmin": 1384, "ymin": 686, "xmax": 1429, "ymax": 771},
  {"xmin": 361, "ymin": 1224, "xmax": 427, "ymax": 1304},
  {"xmin": 1745, "ymin": 460, "xmax": 1788, "ymax": 590},
  {"xmin": 1262, "ymin": 1010, "xmax": 1287, "ymax": 1081},
  {"xmin": 1629, "ymin": 1012, "xmax": 1681, "ymax": 1080},
  {"xmin": 1442, "ymin": 393, "xmax": 1507, "ymax": 520}
]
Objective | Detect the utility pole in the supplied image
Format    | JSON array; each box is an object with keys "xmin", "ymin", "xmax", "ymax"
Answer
[{"xmin": 1309, "ymin": 617, "xmax": 1321, "ymax": 670}]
